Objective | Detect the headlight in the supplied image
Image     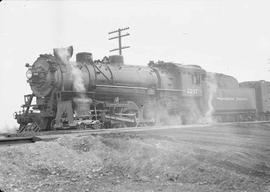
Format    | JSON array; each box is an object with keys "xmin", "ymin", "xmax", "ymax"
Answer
[{"xmin": 26, "ymin": 69, "xmax": 33, "ymax": 79}]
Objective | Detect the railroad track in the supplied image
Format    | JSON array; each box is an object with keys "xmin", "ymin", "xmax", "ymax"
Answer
[
  {"xmin": 0, "ymin": 136, "xmax": 41, "ymax": 146},
  {"xmin": 1, "ymin": 120, "xmax": 270, "ymax": 146}
]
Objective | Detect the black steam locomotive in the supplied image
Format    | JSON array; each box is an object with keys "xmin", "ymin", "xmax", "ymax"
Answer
[{"xmin": 14, "ymin": 46, "xmax": 270, "ymax": 132}]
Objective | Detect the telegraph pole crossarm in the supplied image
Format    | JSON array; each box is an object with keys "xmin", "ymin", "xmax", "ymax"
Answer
[{"xmin": 108, "ymin": 27, "xmax": 130, "ymax": 55}]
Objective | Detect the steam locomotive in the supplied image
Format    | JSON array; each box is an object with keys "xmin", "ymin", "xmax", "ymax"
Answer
[{"xmin": 14, "ymin": 46, "xmax": 270, "ymax": 132}]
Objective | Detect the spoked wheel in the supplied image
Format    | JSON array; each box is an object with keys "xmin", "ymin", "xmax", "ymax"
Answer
[
  {"xmin": 112, "ymin": 122, "xmax": 126, "ymax": 128},
  {"xmin": 50, "ymin": 119, "xmax": 56, "ymax": 130},
  {"xmin": 79, "ymin": 123, "xmax": 86, "ymax": 130},
  {"xmin": 92, "ymin": 122, "xmax": 103, "ymax": 129}
]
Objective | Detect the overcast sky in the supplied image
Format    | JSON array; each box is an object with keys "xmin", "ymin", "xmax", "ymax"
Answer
[{"xmin": 1, "ymin": 0, "xmax": 270, "ymax": 128}]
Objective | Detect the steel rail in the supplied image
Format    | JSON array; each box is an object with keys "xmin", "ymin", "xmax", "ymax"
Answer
[
  {"xmin": 31, "ymin": 120, "xmax": 270, "ymax": 141},
  {"xmin": 0, "ymin": 136, "xmax": 41, "ymax": 146},
  {"xmin": 1, "ymin": 121, "xmax": 270, "ymax": 144}
]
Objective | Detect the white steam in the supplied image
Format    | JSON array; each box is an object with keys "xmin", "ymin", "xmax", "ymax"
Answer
[
  {"xmin": 54, "ymin": 47, "xmax": 91, "ymax": 116},
  {"xmin": 0, "ymin": 124, "xmax": 17, "ymax": 133},
  {"xmin": 53, "ymin": 47, "xmax": 86, "ymax": 92},
  {"xmin": 203, "ymin": 73, "xmax": 217, "ymax": 123},
  {"xmin": 144, "ymin": 72, "xmax": 218, "ymax": 125},
  {"xmin": 70, "ymin": 62, "xmax": 86, "ymax": 92}
]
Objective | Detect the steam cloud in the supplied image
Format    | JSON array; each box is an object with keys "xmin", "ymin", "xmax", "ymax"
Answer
[
  {"xmin": 0, "ymin": 124, "xmax": 17, "ymax": 133},
  {"xmin": 203, "ymin": 73, "xmax": 217, "ymax": 123},
  {"xmin": 144, "ymin": 73, "xmax": 218, "ymax": 126},
  {"xmin": 54, "ymin": 47, "xmax": 91, "ymax": 117}
]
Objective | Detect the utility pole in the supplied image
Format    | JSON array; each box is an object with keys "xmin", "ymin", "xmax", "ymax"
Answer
[{"xmin": 108, "ymin": 27, "xmax": 130, "ymax": 55}]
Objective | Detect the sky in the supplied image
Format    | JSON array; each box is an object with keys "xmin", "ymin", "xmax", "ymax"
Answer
[{"xmin": 1, "ymin": 0, "xmax": 270, "ymax": 128}]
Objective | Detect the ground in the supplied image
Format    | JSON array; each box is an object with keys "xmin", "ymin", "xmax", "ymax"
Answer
[{"xmin": 0, "ymin": 123, "xmax": 270, "ymax": 192}]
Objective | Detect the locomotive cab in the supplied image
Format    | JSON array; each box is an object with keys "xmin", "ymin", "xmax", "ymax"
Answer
[{"xmin": 148, "ymin": 61, "xmax": 206, "ymax": 124}]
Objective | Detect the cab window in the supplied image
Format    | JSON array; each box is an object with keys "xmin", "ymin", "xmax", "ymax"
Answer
[{"xmin": 192, "ymin": 74, "xmax": 200, "ymax": 85}]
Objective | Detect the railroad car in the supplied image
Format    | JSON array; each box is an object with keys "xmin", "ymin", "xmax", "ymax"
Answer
[
  {"xmin": 203, "ymin": 72, "xmax": 257, "ymax": 122},
  {"xmin": 211, "ymin": 88, "xmax": 256, "ymax": 122},
  {"xmin": 240, "ymin": 80, "xmax": 270, "ymax": 120}
]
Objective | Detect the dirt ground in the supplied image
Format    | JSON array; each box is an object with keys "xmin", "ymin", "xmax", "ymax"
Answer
[{"xmin": 0, "ymin": 123, "xmax": 270, "ymax": 192}]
